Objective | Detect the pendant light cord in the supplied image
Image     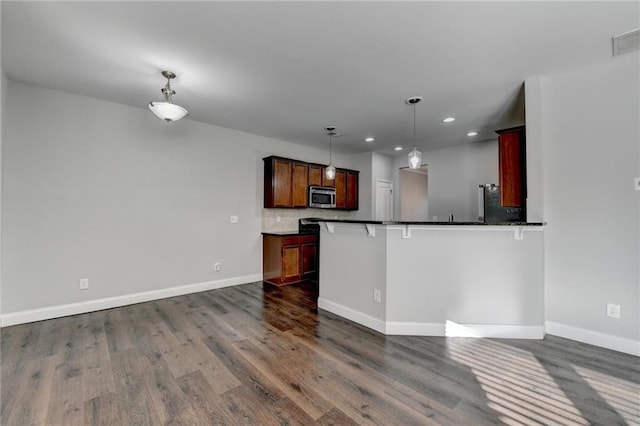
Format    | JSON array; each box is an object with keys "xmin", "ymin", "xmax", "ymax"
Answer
[
  {"xmin": 412, "ymin": 102, "xmax": 417, "ymax": 150},
  {"xmin": 329, "ymin": 133, "xmax": 333, "ymax": 164}
]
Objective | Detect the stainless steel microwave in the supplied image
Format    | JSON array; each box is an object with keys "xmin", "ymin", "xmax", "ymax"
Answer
[{"xmin": 308, "ymin": 186, "xmax": 336, "ymax": 208}]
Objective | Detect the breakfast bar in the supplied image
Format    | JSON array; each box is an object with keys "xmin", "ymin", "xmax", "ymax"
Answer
[{"xmin": 314, "ymin": 220, "xmax": 545, "ymax": 339}]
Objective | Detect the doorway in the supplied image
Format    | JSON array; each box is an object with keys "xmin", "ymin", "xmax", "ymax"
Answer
[
  {"xmin": 375, "ymin": 179, "xmax": 393, "ymax": 221},
  {"xmin": 399, "ymin": 165, "xmax": 428, "ymax": 221}
]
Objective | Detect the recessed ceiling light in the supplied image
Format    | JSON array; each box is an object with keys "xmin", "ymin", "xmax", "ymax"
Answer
[
  {"xmin": 394, "ymin": 146, "xmax": 403, "ymax": 151},
  {"xmin": 365, "ymin": 137, "xmax": 375, "ymax": 142},
  {"xmin": 442, "ymin": 117, "xmax": 455, "ymax": 123},
  {"xmin": 467, "ymin": 131, "xmax": 478, "ymax": 137}
]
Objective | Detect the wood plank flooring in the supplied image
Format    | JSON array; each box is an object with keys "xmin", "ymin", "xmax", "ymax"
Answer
[{"xmin": 2, "ymin": 281, "xmax": 639, "ymax": 425}]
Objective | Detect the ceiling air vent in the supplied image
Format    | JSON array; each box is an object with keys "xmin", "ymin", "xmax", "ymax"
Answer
[{"xmin": 612, "ymin": 29, "xmax": 640, "ymax": 57}]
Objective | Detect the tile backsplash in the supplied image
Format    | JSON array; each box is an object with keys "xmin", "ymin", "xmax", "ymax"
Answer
[{"xmin": 262, "ymin": 208, "xmax": 354, "ymax": 232}]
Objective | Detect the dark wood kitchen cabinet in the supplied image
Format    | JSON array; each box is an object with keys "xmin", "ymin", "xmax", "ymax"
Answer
[
  {"xmin": 321, "ymin": 172, "xmax": 335, "ymax": 188},
  {"xmin": 311, "ymin": 166, "xmax": 357, "ymax": 210},
  {"xmin": 264, "ymin": 157, "xmax": 308, "ymax": 208},
  {"xmin": 264, "ymin": 155, "xmax": 358, "ymax": 210},
  {"xmin": 291, "ymin": 162, "xmax": 309, "ymax": 207},
  {"xmin": 496, "ymin": 125, "xmax": 526, "ymax": 208},
  {"xmin": 262, "ymin": 233, "xmax": 318, "ymax": 286},
  {"xmin": 334, "ymin": 168, "xmax": 359, "ymax": 210},
  {"xmin": 335, "ymin": 169, "xmax": 347, "ymax": 209},
  {"xmin": 346, "ymin": 170, "xmax": 359, "ymax": 210},
  {"xmin": 308, "ymin": 164, "xmax": 323, "ymax": 187},
  {"xmin": 308, "ymin": 163, "xmax": 335, "ymax": 187}
]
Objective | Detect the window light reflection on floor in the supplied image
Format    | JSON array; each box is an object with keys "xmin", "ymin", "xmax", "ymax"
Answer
[
  {"xmin": 573, "ymin": 365, "xmax": 640, "ymax": 424},
  {"xmin": 446, "ymin": 327, "xmax": 590, "ymax": 425}
]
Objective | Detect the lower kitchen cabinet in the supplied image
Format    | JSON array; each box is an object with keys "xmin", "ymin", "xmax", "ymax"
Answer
[{"xmin": 262, "ymin": 233, "xmax": 318, "ymax": 286}]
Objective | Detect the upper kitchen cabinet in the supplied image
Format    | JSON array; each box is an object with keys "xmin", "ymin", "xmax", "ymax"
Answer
[
  {"xmin": 334, "ymin": 169, "xmax": 359, "ymax": 210},
  {"xmin": 291, "ymin": 162, "xmax": 309, "ymax": 207},
  {"xmin": 308, "ymin": 163, "xmax": 335, "ymax": 188},
  {"xmin": 335, "ymin": 170, "xmax": 347, "ymax": 209},
  {"xmin": 264, "ymin": 155, "xmax": 359, "ymax": 210},
  {"xmin": 496, "ymin": 125, "xmax": 526, "ymax": 207},
  {"xmin": 264, "ymin": 156, "xmax": 308, "ymax": 208},
  {"xmin": 346, "ymin": 170, "xmax": 359, "ymax": 210},
  {"xmin": 308, "ymin": 164, "xmax": 323, "ymax": 187}
]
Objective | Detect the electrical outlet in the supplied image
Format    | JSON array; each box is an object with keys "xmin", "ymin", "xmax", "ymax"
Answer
[
  {"xmin": 373, "ymin": 289, "xmax": 381, "ymax": 303},
  {"xmin": 80, "ymin": 278, "xmax": 89, "ymax": 290},
  {"xmin": 606, "ymin": 303, "xmax": 621, "ymax": 319},
  {"xmin": 230, "ymin": 215, "xmax": 239, "ymax": 223},
  {"xmin": 214, "ymin": 263, "xmax": 221, "ymax": 272}
]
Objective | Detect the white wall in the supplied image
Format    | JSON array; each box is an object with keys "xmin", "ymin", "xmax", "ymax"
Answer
[
  {"xmin": 318, "ymin": 223, "xmax": 387, "ymax": 331},
  {"xmin": 350, "ymin": 152, "xmax": 373, "ymax": 220},
  {"xmin": 1, "ymin": 80, "xmax": 351, "ymax": 318},
  {"xmin": 385, "ymin": 226, "xmax": 544, "ymax": 329},
  {"xmin": 534, "ymin": 53, "xmax": 639, "ymax": 351},
  {"xmin": 400, "ymin": 168, "xmax": 428, "ymax": 221},
  {"xmin": 524, "ymin": 77, "xmax": 545, "ymax": 223},
  {"xmin": 393, "ymin": 141, "xmax": 499, "ymax": 222},
  {"xmin": 372, "ymin": 152, "xmax": 394, "ymax": 183},
  {"xmin": 1, "ymin": 69, "xmax": 6, "ymax": 316},
  {"xmin": 319, "ymin": 222, "xmax": 544, "ymax": 338},
  {"xmin": 348, "ymin": 151, "xmax": 394, "ymax": 221}
]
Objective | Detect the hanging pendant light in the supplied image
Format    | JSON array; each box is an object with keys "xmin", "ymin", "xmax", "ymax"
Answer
[
  {"xmin": 148, "ymin": 70, "xmax": 188, "ymax": 122},
  {"xmin": 325, "ymin": 125, "xmax": 337, "ymax": 180},
  {"xmin": 406, "ymin": 96, "xmax": 423, "ymax": 170}
]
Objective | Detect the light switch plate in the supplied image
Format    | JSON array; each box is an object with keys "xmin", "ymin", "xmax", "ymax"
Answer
[
  {"xmin": 230, "ymin": 215, "xmax": 239, "ymax": 223},
  {"xmin": 634, "ymin": 178, "xmax": 640, "ymax": 191}
]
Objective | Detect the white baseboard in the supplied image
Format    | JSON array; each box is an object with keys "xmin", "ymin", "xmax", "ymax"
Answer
[
  {"xmin": 385, "ymin": 321, "xmax": 445, "ymax": 335},
  {"xmin": 387, "ymin": 321, "xmax": 544, "ymax": 339},
  {"xmin": 546, "ymin": 321, "xmax": 640, "ymax": 356},
  {"xmin": 317, "ymin": 298, "xmax": 386, "ymax": 334},
  {"xmin": 0, "ymin": 274, "xmax": 263, "ymax": 327},
  {"xmin": 318, "ymin": 298, "xmax": 543, "ymax": 339}
]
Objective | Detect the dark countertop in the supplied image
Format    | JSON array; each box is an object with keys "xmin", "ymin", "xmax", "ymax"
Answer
[
  {"xmin": 299, "ymin": 218, "xmax": 545, "ymax": 226},
  {"xmin": 261, "ymin": 231, "xmax": 318, "ymax": 236}
]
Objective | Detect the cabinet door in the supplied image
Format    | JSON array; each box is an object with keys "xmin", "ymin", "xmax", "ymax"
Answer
[
  {"xmin": 334, "ymin": 169, "xmax": 347, "ymax": 209},
  {"xmin": 272, "ymin": 159, "xmax": 292, "ymax": 207},
  {"xmin": 308, "ymin": 163, "xmax": 335, "ymax": 187},
  {"xmin": 322, "ymin": 170, "xmax": 335, "ymax": 188},
  {"xmin": 346, "ymin": 171, "xmax": 359, "ymax": 210},
  {"xmin": 291, "ymin": 162, "xmax": 309, "ymax": 207},
  {"xmin": 308, "ymin": 165, "xmax": 322, "ymax": 187},
  {"xmin": 301, "ymin": 242, "xmax": 317, "ymax": 280},
  {"xmin": 282, "ymin": 245, "xmax": 301, "ymax": 282},
  {"xmin": 497, "ymin": 126, "xmax": 526, "ymax": 207}
]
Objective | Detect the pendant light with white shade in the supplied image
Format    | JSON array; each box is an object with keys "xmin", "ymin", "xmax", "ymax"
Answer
[
  {"xmin": 325, "ymin": 125, "xmax": 337, "ymax": 180},
  {"xmin": 406, "ymin": 96, "xmax": 423, "ymax": 170},
  {"xmin": 148, "ymin": 70, "xmax": 188, "ymax": 122}
]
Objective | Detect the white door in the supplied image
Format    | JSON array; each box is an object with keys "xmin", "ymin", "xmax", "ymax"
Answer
[{"xmin": 375, "ymin": 180, "xmax": 393, "ymax": 221}]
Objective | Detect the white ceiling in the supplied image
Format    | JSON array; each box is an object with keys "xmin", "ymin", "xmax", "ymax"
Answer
[{"xmin": 2, "ymin": 1, "xmax": 638, "ymax": 155}]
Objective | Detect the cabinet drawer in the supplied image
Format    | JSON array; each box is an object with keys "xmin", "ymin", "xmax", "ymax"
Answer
[{"xmin": 282, "ymin": 235, "xmax": 317, "ymax": 246}]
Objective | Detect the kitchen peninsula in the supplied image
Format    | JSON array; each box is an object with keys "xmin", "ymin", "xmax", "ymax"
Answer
[{"xmin": 313, "ymin": 219, "xmax": 545, "ymax": 339}]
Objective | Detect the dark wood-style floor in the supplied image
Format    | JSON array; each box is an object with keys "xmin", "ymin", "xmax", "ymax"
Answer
[{"xmin": 1, "ymin": 282, "xmax": 639, "ymax": 425}]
